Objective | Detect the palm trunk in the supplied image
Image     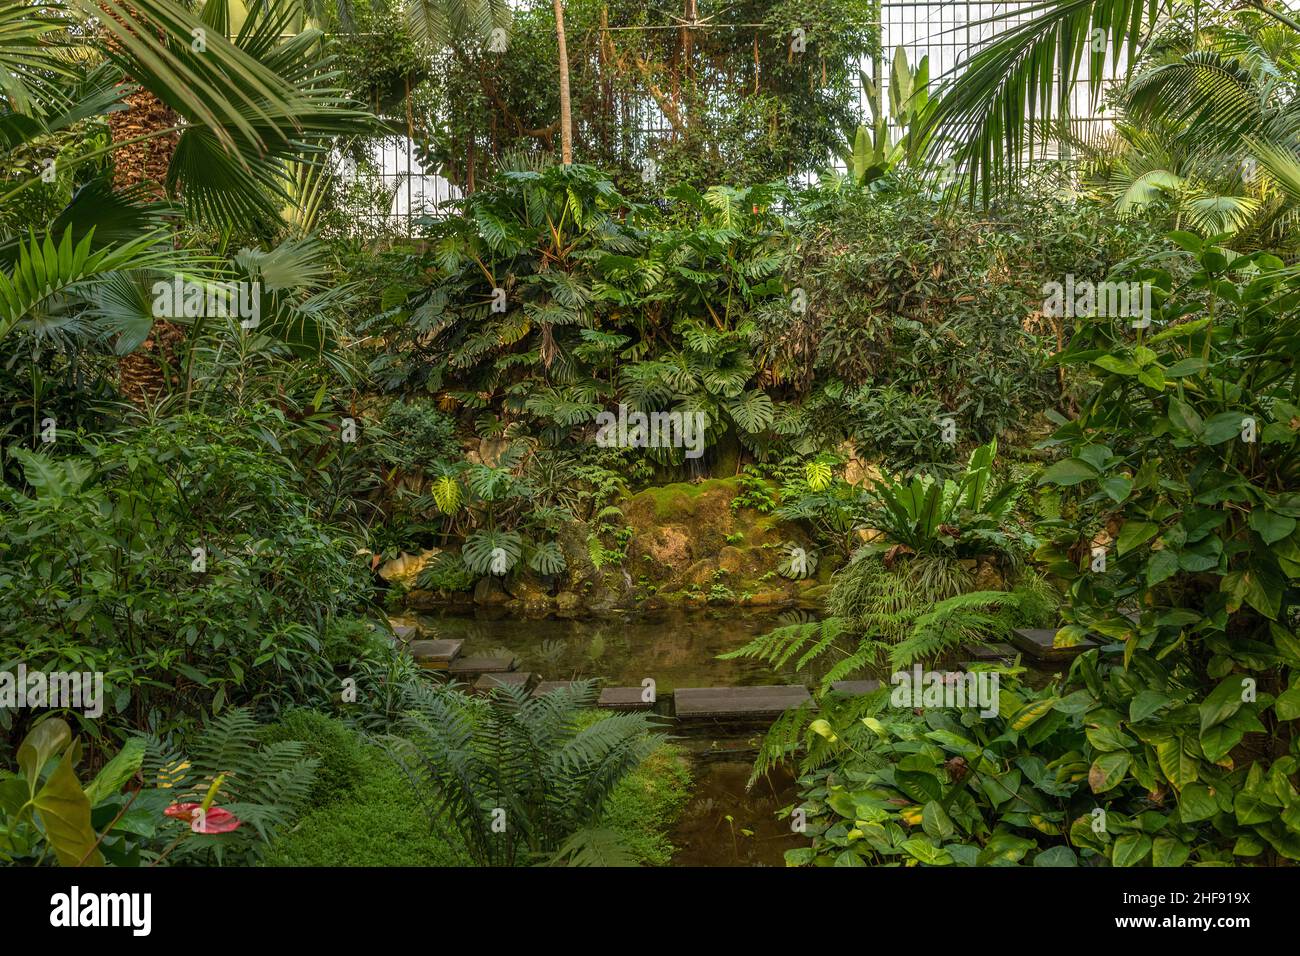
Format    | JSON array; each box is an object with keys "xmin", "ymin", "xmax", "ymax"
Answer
[
  {"xmin": 103, "ymin": 7, "xmax": 183, "ymax": 406},
  {"xmin": 553, "ymin": 0, "xmax": 573, "ymax": 164}
]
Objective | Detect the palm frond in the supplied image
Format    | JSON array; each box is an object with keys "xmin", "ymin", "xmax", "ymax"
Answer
[{"xmin": 921, "ymin": 0, "xmax": 1163, "ymax": 201}]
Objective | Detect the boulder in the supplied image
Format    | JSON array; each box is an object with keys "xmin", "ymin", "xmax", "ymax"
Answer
[
  {"xmin": 473, "ymin": 575, "xmax": 510, "ymax": 606},
  {"xmin": 638, "ymin": 526, "xmax": 693, "ymax": 570},
  {"xmin": 377, "ymin": 548, "xmax": 442, "ymax": 588},
  {"xmin": 478, "ymin": 436, "xmax": 512, "ymax": 468}
]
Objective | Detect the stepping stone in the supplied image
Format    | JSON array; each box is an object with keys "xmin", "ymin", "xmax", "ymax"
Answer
[
  {"xmin": 962, "ymin": 642, "xmax": 1017, "ymax": 662},
  {"xmin": 474, "ymin": 672, "xmax": 537, "ymax": 693},
  {"xmin": 390, "ymin": 624, "xmax": 419, "ymax": 643},
  {"xmin": 830, "ymin": 679, "xmax": 882, "ymax": 695},
  {"xmin": 449, "ymin": 655, "xmax": 517, "ymax": 676},
  {"xmin": 674, "ymin": 685, "xmax": 811, "ymax": 719},
  {"xmin": 532, "ymin": 680, "xmax": 582, "ymax": 697},
  {"xmin": 408, "ymin": 639, "xmax": 462, "ymax": 670},
  {"xmin": 1008, "ymin": 628, "xmax": 1096, "ymax": 662},
  {"xmin": 598, "ymin": 686, "xmax": 655, "ymax": 711}
]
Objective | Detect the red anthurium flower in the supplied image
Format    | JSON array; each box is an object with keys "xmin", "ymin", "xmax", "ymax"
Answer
[{"xmin": 164, "ymin": 802, "xmax": 242, "ymax": 833}]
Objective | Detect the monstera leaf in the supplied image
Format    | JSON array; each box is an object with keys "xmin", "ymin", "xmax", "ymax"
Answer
[
  {"xmin": 430, "ymin": 474, "xmax": 463, "ymax": 515},
  {"xmin": 726, "ymin": 389, "xmax": 775, "ymax": 433},
  {"xmin": 528, "ymin": 540, "xmax": 567, "ymax": 576},
  {"xmin": 463, "ymin": 529, "xmax": 522, "ymax": 575},
  {"xmin": 777, "ymin": 542, "xmax": 818, "ymax": 580}
]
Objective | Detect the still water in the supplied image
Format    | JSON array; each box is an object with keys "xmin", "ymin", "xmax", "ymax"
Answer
[
  {"xmin": 411, "ymin": 607, "xmax": 826, "ymax": 692},
  {"xmin": 411, "ymin": 608, "xmax": 816, "ymax": 866}
]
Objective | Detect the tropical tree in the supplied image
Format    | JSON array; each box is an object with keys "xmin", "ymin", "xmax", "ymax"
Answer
[
  {"xmin": 552, "ymin": 0, "xmax": 572, "ymax": 164},
  {"xmin": 2, "ymin": 0, "xmax": 371, "ymax": 402},
  {"xmin": 1055, "ymin": 7, "xmax": 1300, "ymax": 247}
]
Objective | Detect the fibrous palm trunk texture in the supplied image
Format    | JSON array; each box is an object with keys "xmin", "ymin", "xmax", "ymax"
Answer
[{"xmin": 103, "ymin": 6, "xmax": 183, "ymax": 406}]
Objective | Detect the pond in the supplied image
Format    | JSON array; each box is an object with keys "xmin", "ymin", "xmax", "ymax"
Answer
[
  {"xmin": 410, "ymin": 608, "xmax": 815, "ymax": 866},
  {"xmin": 406, "ymin": 607, "xmax": 1063, "ymax": 866},
  {"xmin": 411, "ymin": 607, "xmax": 823, "ymax": 691}
]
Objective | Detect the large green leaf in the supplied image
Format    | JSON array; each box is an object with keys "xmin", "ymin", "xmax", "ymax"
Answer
[
  {"xmin": 83, "ymin": 739, "xmax": 146, "ymax": 807},
  {"xmin": 1199, "ymin": 676, "xmax": 1248, "ymax": 733},
  {"xmin": 33, "ymin": 741, "xmax": 102, "ymax": 867},
  {"xmin": 16, "ymin": 720, "xmax": 102, "ymax": 867}
]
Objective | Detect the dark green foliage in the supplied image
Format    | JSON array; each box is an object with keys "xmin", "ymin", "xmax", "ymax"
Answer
[
  {"xmin": 366, "ymin": 166, "xmax": 791, "ymax": 468},
  {"xmin": 382, "ymin": 679, "xmax": 667, "ymax": 866},
  {"xmin": 785, "ymin": 679, "xmax": 1097, "ymax": 867},
  {"xmin": 0, "ymin": 412, "xmax": 374, "ymax": 744},
  {"xmin": 784, "ymin": 233, "xmax": 1300, "ymax": 869},
  {"xmin": 262, "ymin": 710, "xmax": 690, "ymax": 867},
  {"xmin": 403, "ymin": 0, "xmax": 877, "ymax": 193},
  {"xmin": 379, "ymin": 398, "xmax": 460, "ymax": 470},
  {"xmin": 1030, "ymin": 234, "xmax": 1300, "ymax": 863},
  {"xmin": 141, "ymin": 708, "xmax": 319, "ymax": 866},
  {"xmin": 764, "ymin": 181, "xmax": 1160, "ymax": 470},
  {"xmin": 415, "ymin": 551, "xmax": 479, "ymax": 592}
]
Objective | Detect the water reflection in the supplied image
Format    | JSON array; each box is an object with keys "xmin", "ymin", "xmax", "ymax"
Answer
[{"xmin": 412, "ymin": 608, "xmax": 821, "ymax": 692}]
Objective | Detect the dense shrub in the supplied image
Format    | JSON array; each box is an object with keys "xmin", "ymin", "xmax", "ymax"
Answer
[
  {"xmin": 763, "ymin": 179, "xmax": 1162, "ymax": 470},
  {"xmin": 0, "ymin": 411, "xmax": 374, "ymax": 745},
  {"xmin": 783, "ymin": 234, "xmax": 1300, "ymax": 867},
  {"xmin": 1031, "ymin": 235, "xmax": 1300, "ymax": 864},
  {"xmin": 262, "ymin": 709, "xmax": 690, "ymax": 866},
  {"xmin": 379, "ymin": 399, "xmax": 461, "ymax": 470}
]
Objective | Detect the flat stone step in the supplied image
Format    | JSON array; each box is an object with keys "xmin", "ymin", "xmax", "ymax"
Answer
[
  {"xmin": 532, "ymin": 680, "xmax": 583, "ymax": 698},
  {"xmin": 389, "ymin": 624, "xmax": 419, "ymax": 643},
  {"xmin": 1009, "ymin": 628, "xmax": 1096, "ymax": 662},
  {"xmin": 448, "ymin": 655, "xmax": 517, "ymax": 676},
  {"xmin": 598, "ymin": 686, "xmax": 655, "ymax": 711},
  {"xmin": 674, "ymin": 685, "xmax": 811, "ymax": 719},
  {"xmin": 408, "ymin": 638, "xmax": 462, "ymax": 669},
  {"xmin": 962, "ymin": 642, "xmax": 1017, "ymax": 662},
  {"xmin": 474, "ymin": 672, "xmax": 537, "ymax": 693},
  {"xmin": 830, "ymin": 679, "xmax": 882, "ymax": 695}
]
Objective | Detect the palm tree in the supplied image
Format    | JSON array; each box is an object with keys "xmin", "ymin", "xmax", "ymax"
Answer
[
  {"xmin": 382, "ymin": 679, "xmax": 666, "ymax": 866},
  {"xmin": 920, "ymin": 0, "xmax": 1300, "ymax": 202},
  {"xmin": 404, "ymin": 0, "xmax": 510, "ymax": 46},
  {"xmin": 96, "ymin": 0, "xmax": 370, "ymax": 402},
  {"xmin": 1061, "ymin": 21, "xmax": 1300, "ymax": 247},
  {"xmin": 0, "ymin": 0, "xmax": 370, "ymax": 386}
]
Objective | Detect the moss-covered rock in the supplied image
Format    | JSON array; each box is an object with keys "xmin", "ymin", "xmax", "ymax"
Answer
[
  {"xmin": 622, "ymin": 478, "xmax": 814, "ymax": 606},
  {"xmin": 399, "ymin": 476, "xmax": 823, "ymax": 615}
]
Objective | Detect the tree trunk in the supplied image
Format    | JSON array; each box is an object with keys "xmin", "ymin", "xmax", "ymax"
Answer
[
  {"xmin": 103, "ymin": 7, "xmax": 183, "ymax": 407},
  {"xmin": 553, "ymin": 0, "xmax": 573, "ymax": 164}
]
